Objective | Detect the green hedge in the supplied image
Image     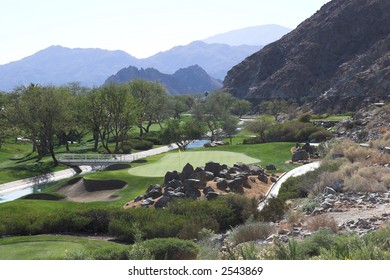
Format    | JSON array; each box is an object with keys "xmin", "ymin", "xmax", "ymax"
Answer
[{"xmin": 140, "ymin": 238, "xmax": 198, "ymax": 260}]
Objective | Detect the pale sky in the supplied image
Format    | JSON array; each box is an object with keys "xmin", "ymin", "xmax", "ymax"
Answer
[{"xmin": 0, "ymin": 0, "xmax": 331, "ymax": 64}]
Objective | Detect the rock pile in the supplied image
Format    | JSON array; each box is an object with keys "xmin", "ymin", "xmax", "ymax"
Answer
[{"xmin": 125, "ymin": 161, "xmax": 277, "ymax": 209}]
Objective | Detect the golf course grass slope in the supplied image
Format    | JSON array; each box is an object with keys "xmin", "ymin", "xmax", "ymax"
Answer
[{"xmin": 128, "ymin": 151, "xmax": 260, "ymax": 177}]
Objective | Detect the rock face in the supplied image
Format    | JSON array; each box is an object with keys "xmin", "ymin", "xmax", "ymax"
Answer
[
  {"xmin": 223, "ymin": 0, "xmax": 390, "ymax": 113},
  {"xmin": 105, "ymin": 65, "xmax": 222, "ymax": 95}
]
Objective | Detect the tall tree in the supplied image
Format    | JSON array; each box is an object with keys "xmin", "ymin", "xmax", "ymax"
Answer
[
  {"xmin": 94, "ymin": 84, "xmax": 138, "ymax": 154},
  {"xmin": 193, "ymin": 91, "xmax": 235, "ymax": 141},
  {"xmin": 159, "ymin": 119, "xmax": 204, "ymax": 151},
  {"xmin": 8, "ymin": 84, "xmax": 73, "ymax": 165},
  {"xmin": 231, "ymin": 99, "xmax": 252, "ymax": 118},
  {"xmin": 245, "ymin": 115, "xmax": 275, "ymax": 142},
  {"xmin": 128, "ymin": 80, "xmax": 170, "ymax": 138}
]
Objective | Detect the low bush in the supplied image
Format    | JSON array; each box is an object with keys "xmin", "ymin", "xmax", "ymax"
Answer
[
  {"xmin": 128, "ymin": 139, "xmax": 153, "ymax": 150},
  {"xmin": 307, "ymin": 214, "xmax": 338, "ymax": 233},
  {"xmin": 228, "ymin": 221, "xmax": 275, "ymax": 245},
  {"xmin": 140, "ymin": 238, "xmax": 198, "ymax": 260},
  {"xmin": 259, "ymin": 197, "xmax": 286, "ymax": 222}
]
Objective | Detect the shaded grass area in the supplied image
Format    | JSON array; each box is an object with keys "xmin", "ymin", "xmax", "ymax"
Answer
[{"xmin": 0, "ymin": 235, "xmax": 126, "ymax": 260}]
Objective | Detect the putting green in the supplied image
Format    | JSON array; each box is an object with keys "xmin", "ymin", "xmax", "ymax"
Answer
[{"xmin": 128, "ymin": 151, "xmax": 260, "ymax": 177}]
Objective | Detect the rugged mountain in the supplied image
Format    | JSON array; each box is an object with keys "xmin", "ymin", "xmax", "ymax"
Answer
[
  {"xmin": 223, "ymin": 0, "xmax": 390, "ymax": 113},
  {"xmin": 137, "ymin": 41, "xmax": 260, "ymax": 80},
  {"xmin": 0, "ymin": 46, "xmax": 138, "ymax": 91},
  {"xmin": 105, "ymin": 65, "xmax": 222, "ymax": 95},
  {"xmin": 202, "ymin": 24, "xmax": 291, "ymax": 47}
]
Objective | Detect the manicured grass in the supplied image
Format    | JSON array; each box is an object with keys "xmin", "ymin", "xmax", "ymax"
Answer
[
  {"xmin": 0, "ymin": 235, "xmax": 126, "ymax": 260},
  {"xmin": 128, "ymin": 151, "xmax": 260, "ymax": 177},
  {"xmin": 204, "ymin": 142, "xmax": 297, "ymax": 172}
]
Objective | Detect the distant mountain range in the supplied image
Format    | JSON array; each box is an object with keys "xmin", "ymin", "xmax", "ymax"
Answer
[
  {"xmin": 0, "ymin": 24, "xmax": 291, "ymax": 92},
  {"xmin": 223, "ymin": 0, "xmax": 390, "ymax": 113},
  {"xmin": 202, "ymin": 24, "xmax": 291, "ymax": 46},
  {"xmin": 105, "ymin": 65, "xmax": 222, "ymax": 95}
]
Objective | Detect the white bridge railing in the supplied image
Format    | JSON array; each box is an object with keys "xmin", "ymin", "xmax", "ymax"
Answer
[{"xmin": 58, "ymin": 153, "xmax": 139, "ymax": 164}]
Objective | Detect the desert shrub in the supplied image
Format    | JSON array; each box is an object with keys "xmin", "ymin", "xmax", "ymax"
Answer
[
  {"xmin": 109, "ymin": 208, "xmax": 186, "ymax": 242},
  {"xmin": 268, "ymin": 229, "xmax": 335, "ymax": 260},
  {"xmin": 297, "ymin": 113, "xmax": 312, "ymax": 123},
  {"xmin": 307, "ymin": 214, "xmax": 338, "ymax": 233},
  {"xmin": 228, "ymin": 221, "xmax": 275, "ymax": 245},
  {"xmin": 167, "ymin": 195, "xmax": 258, "ymax": 232},
  {"xmin": 178, "ymin": 216, "xmax": 219, "ymax": 240},
  {"xmin": 285, "ymin": 209, "xmax": 304, "ymax": 225},
  {"xmin": 295, "ymin": 126, "xmax": 323, "ymax": 142},
  {"xmin": 381, "ymin": 174, "xmax": 390, "ymax": 189},
  {"xmin": 259, "ymin": 197, "xmax": 286, "ymax": 222},
  {"xmin": 140, "ymin": 238, "xmax": 198, "ymax": 260},
  {"xmin": 344, "ymin": 173, "xmax": 386, "ymax": 193},
  {"xmin": 309, "ymin": 130, "xmax": 334, "ymax": 141}
]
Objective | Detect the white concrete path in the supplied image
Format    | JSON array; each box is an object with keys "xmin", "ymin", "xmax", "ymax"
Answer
[{"xmin": 258, "ymin": 161, "xmax": 320, "ymax": 210}]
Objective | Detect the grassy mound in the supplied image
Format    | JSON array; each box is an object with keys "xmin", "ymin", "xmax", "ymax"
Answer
[{"xmin": 128, "ymin": 151, "xmax": 260, "ymax": 177}]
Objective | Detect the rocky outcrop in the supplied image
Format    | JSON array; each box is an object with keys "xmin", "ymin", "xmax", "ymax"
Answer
[
  {"xmin": 223, "ymin": 0, "xmax": 390, "ymax": 113},
  {"xmin": 126, "ymin": 161, "xmax": 276, "ymax": 209}
]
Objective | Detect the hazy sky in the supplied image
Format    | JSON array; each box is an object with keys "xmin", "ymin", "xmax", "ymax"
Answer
[{"xmin": 0, "ymin": 0, "xmax": 331, "ymax": 64}]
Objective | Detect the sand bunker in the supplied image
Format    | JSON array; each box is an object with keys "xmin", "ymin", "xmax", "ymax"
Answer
[{"xmin": 56, "ymin": 177, "xmax": 127, "ymax": 202}]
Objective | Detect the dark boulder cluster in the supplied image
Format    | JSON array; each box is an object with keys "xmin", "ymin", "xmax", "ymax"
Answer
[{"xmin": 128, "ymin": 161, "xmax": 277, "ymax": 209}]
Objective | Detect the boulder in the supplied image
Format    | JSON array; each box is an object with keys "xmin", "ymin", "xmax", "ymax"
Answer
[
  {"xmin": 166, "ymin": 191, "xmax": 186, "ymax": 198},
  {"xmin": 164, "ymin": 171, "xmax": 181, "ymax": 185},
  {"xmin": 228, "ymin": 178, "xmax": 244, "ymax": 193},
  {"xmin": 266, "ymin": 164, "xmax": 277, "ymax": 171},
  {"xmin": 270, "ymin": 177, "xmax": 277, "ymax": 183},
  {"xmin": 134, "ymin": 195, "xmax": 144, "ymax": 202},
  {"xmin": 183, "ymin": 185, "xmax": 201, "ymax": 199},
  {"xmin": 242, "ymin": 177, "xmax": 252, "ymax": 189},
  {"xmin": 181, "ymin": 163, "xmax": 194, "ymax": 181},
  {"xmin": 248, "ymin": 165, "xmax": 265, "ymax": 175},
  {"xmin": 203, "ymin": 186, "xmax": 214, "ymax": 196},
  {"xmin": 190, "ymin": 171, "xmax": 208, "ymax": 186},
  {"xmin": 258, "ymin": 173, "xmax": 269, "ymax": 184},
  {"xmin": 234, "ymin": 162, "xmax": 250, "ymax": 172},
  {"xmin": 206, "ymin": 191, "xmax": 219, "ymax": 200},
  {"xmin": 145, "ymin": 187, "xmax": 163, "ymax": 199},
  {"xmin": 184, "ymin": 178, "xmax": 205, "ymax": 189},
  {"xmin": 141, "ymin": 198, "xmax": 155, "ymax": 207},
  {"xmin": 216, "ymin": 178, "xmax": 228, "ymax": 191},
  {"xmin": 155, "ymin": 196, "xmax": 172, "ymax": 208},
  {"xmin": 205, "ymin": 171, "xmax": 215, "ymax": 181},
  {"xmin": 166, "ymin": 179, "xmax": 183, "ymax": 190},
  {"xmin": 292, "ymin": 149, "xmax": 309, "ymax": 162},
  {"xmin": 205, "ymin": 161, "xmax": 222, "ymax": 176}
]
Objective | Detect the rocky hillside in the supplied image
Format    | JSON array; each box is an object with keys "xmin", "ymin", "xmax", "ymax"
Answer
[
  {"xmin": 223, "ymin": 0, "xmax": 390, "ymax": 113},
  {"xmin": 105, "ymin": 65, "xmax": 222, "ymax": 95}
]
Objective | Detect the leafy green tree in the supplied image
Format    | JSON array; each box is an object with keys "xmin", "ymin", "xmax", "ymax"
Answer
[
  {"xmin": 159, "ymin": 119, "xmax": 204, "ymax": 150},
  {"xmin": 168, "ymin": 95, "xmax": 195, "ymax": 119},
  {"xmin": 222, "ymin": 115, "xmax": 240, "ymax": 144},
  {"xmin": 193, "ymin": 91, "xmax": 235, "ymax": 141},
  {"xmin": 128, "ymin": 80, "xmax": 170, "ymax": 138},
  {"xmin": 97, "ymin": 84, "xmax": 138, "ymax": 154},
  {"xmin": 8, "ymin": 84, "xmax": 73, "ymax": 165},
  {"xmin": 245, "ymin": 115, "xmax": 275, "ymax": 142},
  {"xmin": 231, "ymin": 99, "xmax": 252, "ymax": 118}
]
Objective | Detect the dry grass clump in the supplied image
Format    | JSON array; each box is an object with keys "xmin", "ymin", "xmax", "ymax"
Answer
[
  {"xmin": 285, "ymin": 209, "xmax": 305, "ymax": 225},
  {"xmin": 228, "ymin": 221, "xmax": 275, "ymax": 246},
  {"xmin": 307, "ymin": 214, "xmax": 338, "ymax": 233}
]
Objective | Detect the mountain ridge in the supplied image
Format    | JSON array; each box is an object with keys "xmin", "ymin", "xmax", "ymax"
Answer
[
  {"xmin": 105, "ymin": 64, "xmax": 222, "ymax": 95},
  {"xmin": 223, "ymin": 0, "xmax": 390, "ymax": 113}
]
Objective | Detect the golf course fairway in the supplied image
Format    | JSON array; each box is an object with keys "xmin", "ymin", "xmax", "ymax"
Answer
[{"xmin": 128, "ymin": 151, "xmax": 260, "ymax": 177}]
